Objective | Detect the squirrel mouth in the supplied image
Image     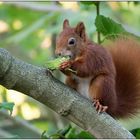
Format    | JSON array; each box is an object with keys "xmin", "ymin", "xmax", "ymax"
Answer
[{"xmin": 62, "ymin": 53, "xmax": 74, "ymax": 60}]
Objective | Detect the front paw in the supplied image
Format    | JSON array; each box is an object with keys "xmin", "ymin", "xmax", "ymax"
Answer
[{"xmin": 59, "ymin": 61, "xmax": 72, "ymax": 71}]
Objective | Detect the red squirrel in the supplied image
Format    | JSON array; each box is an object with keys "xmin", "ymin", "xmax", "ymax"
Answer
[{"xmin": 55, "ymin": 19, "xmax": 140, "ymax": 119}]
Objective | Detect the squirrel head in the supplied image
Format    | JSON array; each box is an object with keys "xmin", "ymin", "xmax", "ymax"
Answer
[{"xmin": 55, "ymin": 19, "xmax": 87, "ymax": 60}]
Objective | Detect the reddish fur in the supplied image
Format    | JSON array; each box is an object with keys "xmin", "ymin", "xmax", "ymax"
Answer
[
  {"xmin": 107, "ymin": 38, "xmax": 140, "ymax": 118},
  {"xmin": 55, "ymin": 20, "xmax": 140, "ymax": 119},
  {"xmin": 70, "ymin": 43, "xmax": 118, "ymax": 117}
]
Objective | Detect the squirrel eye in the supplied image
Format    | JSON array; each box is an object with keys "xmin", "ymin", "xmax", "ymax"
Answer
[{"xmin": 68, "ymin": 37, "xmax": 76, "ymax": 46}]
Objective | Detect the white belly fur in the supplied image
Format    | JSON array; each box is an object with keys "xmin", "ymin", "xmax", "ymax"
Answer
[{"xmin": 73, "ymin": 75, "xmax": 92, "ymax": 99}]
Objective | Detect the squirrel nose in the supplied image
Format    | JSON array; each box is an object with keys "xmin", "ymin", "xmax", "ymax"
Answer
[{"xmin": 55, "ymin": 49, "xmax": 62, "ymax": 56}]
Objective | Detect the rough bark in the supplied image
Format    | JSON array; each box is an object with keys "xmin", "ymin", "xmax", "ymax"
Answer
[{"xmin": 0, "ymin": 48, "xmax": 135, "ymax": 139}]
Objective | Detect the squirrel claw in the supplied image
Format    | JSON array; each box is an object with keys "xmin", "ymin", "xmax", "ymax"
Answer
[
  {"xmin": 92, "ymin": 99, "xmax": 108, "ymax": 114},
  {"xmin": 59, "ymin": 61, "xmax": 71, "ymax": 70}
]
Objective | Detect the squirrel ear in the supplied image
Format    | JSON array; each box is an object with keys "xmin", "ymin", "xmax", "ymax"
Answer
[
  {"xmin": 63, "ymin": 19, "xmax": 70, "ymax": 29},
  {"xmin": 75, "ymin": 22, "xmax": 86, "ymax": 41}
]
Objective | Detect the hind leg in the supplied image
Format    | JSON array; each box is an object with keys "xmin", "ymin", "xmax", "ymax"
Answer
[{"xmin": 89, "ymin": 75, "xmax": 117, "ymax": 115}]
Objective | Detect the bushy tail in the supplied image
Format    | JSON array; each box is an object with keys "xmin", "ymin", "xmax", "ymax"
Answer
[{"xmin": 107, "ymin": 38, "xmax": 140, "ymax": 118}]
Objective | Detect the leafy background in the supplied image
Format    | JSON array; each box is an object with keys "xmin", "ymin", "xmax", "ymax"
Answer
[{"xmin": 0, "ymin": 1, "xmax": 140, "ymax": 138}]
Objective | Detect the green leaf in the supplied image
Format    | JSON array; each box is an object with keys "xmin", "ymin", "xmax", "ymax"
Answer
[
  {"xmin": 95, "ymin": 15, "xmax": 126, "ymax": 40},
  {"xmin": 42, "ymin": 124, "xmax": 95, "ymax": 139},
  {"xmin": 0, "ymin": 102, "xmax": 15, "ymax": 115},
  {"xmin": 58, "ymin": 124, "xmax": 72, "ymax": 136},
  {"xmin": 65, "ymin": 127, "xmax": 78, "ymax": 139},
  {"xmin": 42, "ymin": 125, "xmax": 72, "ymax": 139},
  {"xmin": 50, "ymin": 134, "xmax": 65, "ymax": 139},
  {"xmin": 130, "ymin": 128, "xmax": 140, "ymax": 139},
  {"xmin": 46, "ymin": 57, "xmax": 70, "ymax": 70},
  {"xmin": 46, "ymin": 57, "xmax": 77, "ymax": 74},
  {"xmin": 41, "ymin": 130, "xmax": 49, "ymax": 139},
  {"xmin": 77, "ymin": 131, "xmax": 95, "ymax": 139},
  {"xmin": 50, "ymin": 125, "xmax": 71, "ymax": 139}
]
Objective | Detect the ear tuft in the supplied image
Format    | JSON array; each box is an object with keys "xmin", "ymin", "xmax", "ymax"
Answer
[
  {"xmin": 63, "ymin": 19, "xmax": 70, "ymax": 29},
  {"xmin": 75, "ymin": 22, "xmax": 86, "ymax": 41}
]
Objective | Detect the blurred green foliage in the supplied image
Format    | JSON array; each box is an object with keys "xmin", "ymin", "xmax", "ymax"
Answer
[
  {"xmin": 0, "ymin": 1, "xmax": 140, "ymax": 139},
  {"xmin": 0, "ymin": 102, "xmax": 14, "ymax": 115},
  {"xmin": 41, "ymin": 124, "xmax": 94, "ymax": 139}
]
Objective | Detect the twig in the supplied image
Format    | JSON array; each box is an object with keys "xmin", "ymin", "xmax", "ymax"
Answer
[{"xmin": 3, "ymin": 2, "xmax": 71, "ymax": 12}]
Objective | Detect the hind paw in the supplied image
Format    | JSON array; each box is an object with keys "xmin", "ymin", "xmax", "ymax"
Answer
[{"xmin": 92, "ymin": 99, "xmax": 108, "ymax": 114}]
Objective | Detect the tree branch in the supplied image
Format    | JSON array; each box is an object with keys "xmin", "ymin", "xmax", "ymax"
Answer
[
  {"xmin": 0, "ymin": 48, "xmax": 135, "ymax": 139},
  {"xmin": 3, "ymin": 2, "xmax": 71, "ymax": 12}
]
